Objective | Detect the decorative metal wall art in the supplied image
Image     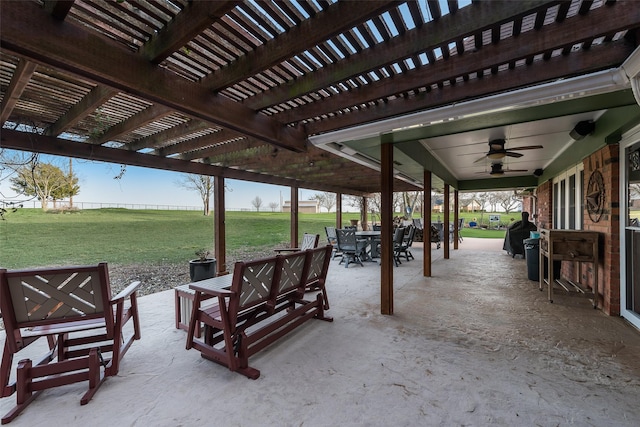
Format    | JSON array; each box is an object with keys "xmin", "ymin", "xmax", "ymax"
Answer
[{"xmin": 586, "ymin": 170, "xmax": 605, "ymax": 222}]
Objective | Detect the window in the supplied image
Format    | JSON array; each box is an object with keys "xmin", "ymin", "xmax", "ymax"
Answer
[{"xmin": 553, "ymin": 165, "xmax": 584, "ymax": 230}]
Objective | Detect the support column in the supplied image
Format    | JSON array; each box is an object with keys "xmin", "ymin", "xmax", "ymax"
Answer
[
  {"xmin": 454, "ymin": 189, "xmax": 459, "ymax": 250},
  {"xmin": 381, "ymin": 140, "xmax": 394, "ymax": 315},
  {"xmin": 290, "ymin": 185, "xmax": 299, "ymax": 248},
  {"xmin": 336, "ymin": 192, "xmax": 343, "ymax": 228},
  {"xmin": 361, "ymin": 196, "xmax": 368, "ymax": 231},
  {"xmin": 424, "ymin": 171, "xmax": 432, "ymax": 277},
  {"xmin": 444, "ymin": 184, "xmax": 450, "ymax": 259},
  {"xmin": 213, "ymin": 176, "xmax": 226, "ymax": 275}
]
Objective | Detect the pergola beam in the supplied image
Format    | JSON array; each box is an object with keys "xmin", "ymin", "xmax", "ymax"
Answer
[
  {"xmin": 246, "ymin": 0, "xmax": 553, "ymax": 110},
  {"xmin": 202, "ymin": 1, "xmax": 398, "ymax": 90},
  {"xmin": 0, "ymin": 129, "xmax": 365, "ymax": 196},
  {"xmin": 275, "ymin": 3, "xmax": 640, "ymax": 124},
  {"xmin": 0, "ymin": 1, "xmax": 307, "ymax": 153},
  {"xmin": 306, "ymin": 41, "xmax": 632, "ymax": 135}
]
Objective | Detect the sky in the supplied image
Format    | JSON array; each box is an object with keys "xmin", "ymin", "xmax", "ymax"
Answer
[{"xmin": 0, "ymin": 151, "xmax": 330, "ymax": 211}]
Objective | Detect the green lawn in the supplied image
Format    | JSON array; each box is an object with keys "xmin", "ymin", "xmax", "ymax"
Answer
[{"xmin": 0, "ymin": 208, "xmax": 505, "ymax": 269}]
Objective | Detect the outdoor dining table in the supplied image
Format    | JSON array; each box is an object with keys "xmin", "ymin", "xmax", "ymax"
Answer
[{"xmin": 355, "ymin": 230, "xmax": 382, "ymax": 260}]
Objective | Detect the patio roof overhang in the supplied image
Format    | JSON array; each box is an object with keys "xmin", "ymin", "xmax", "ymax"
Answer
[{"xmin": 2, "ymin": 1, "xmax": 639, "ymax": 196}]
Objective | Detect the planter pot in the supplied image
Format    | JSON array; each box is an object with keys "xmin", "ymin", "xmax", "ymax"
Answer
[
  {"xmin": 350, "ymin": 219, "xmax": 359, "ymax": 227},
  {"xmin": 189, "ymin": 258, "xmax": 217, "ymax": 282}
]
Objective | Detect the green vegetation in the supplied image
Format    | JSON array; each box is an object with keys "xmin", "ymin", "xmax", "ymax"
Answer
[{"xmin": 0, "ymin": 208, "xmax": 506, "ymax": 269}]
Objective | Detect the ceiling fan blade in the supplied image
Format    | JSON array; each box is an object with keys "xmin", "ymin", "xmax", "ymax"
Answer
[
  {"xmin": 505, "ymin": 152, "xmax": 524, "ymax": 158},
  {"xmin": 505, "ymin": 169, "xmax": 528, "ymax": 173},
  {"xmin": 473, "ymin": 155, "xmax": 488, "ymax": 163},
  {"xmin": 510, "ymin": 145, "xmax": 543, "ymax": 151}
]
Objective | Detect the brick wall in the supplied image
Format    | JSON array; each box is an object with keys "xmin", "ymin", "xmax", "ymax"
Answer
[
  {"xmin": 583, "ymin": 144, "xmax": 620, "ymax": 315},
  {"xmin": 532, "ymin": 145, "xmax": 620, "ymax": 315},
  {"xmin": 535, "ymin": 180, "xmax": 553, "ymax": 230}
]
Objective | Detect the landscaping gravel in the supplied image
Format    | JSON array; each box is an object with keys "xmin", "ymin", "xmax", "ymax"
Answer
[{"xmin": 108, "ymin": 246, "xmax": 281, "ymax": 297}]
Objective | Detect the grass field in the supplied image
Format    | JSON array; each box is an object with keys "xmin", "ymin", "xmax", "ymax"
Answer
[{"xmin": 0, "ymin": 208, "xmax": 506, "ymax": 269}]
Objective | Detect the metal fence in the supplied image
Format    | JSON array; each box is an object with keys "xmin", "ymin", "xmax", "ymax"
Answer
[{"xmin": 15, "ymin": 200, "xmax": 256, "ymax": 212}]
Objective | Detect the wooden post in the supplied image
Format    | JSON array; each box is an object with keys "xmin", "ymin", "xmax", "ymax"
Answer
[
  {"xmin": 361, "ymin": 196, "xmax": 368, "ymax": 231},
  {"xmin": 213, "ymin": 176, "xmax": 226, "ymax": 275},
  {"xmin": 444, "ymin": 184, "xmax": 450, "ymax": 259},
  {"xmin": 336, "ymin": 192, "xmax": 342, "ymax": 229},
  {"xmin": 290, "ymin": 185, "xmax": 299, "ymax": 248},
  {"xmin": 424, "ymin": 171, "xmax": 432, "ymax": 277},
  {"xmin": 454, "ymin": 189, "xmax": 459, "ymax": 250},
  {"xmin": 381, "ymin": 140, "xmax": 394, "ymax": 315}
]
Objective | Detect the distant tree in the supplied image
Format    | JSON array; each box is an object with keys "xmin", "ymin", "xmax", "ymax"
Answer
[
  {"xmin": 486, "ymin": 191, "xmax": 502, "ymax": 212},
  {"xmin": 176, "ymin": 174, "xmax": 213, "ymax": 216},
  {"xmin": 401, "ymin": 191, "xmax": 421, "ymax": 218},
  {"xmin": 251, "ymin": 196, "xmax": 263, "ymax": 212},
  {"xmin": 496, "ymin": 191, "xmax": 520, "ymax": 214},
  {"xmin": 268, "ymin": 202, "xmax": 279, "ymax": 212},
  {"xmin": 9, "ymin": 161, "xmax": 79, "ymax": 211},
  {"xmin": 311, "ymin": 192, "xmax": 336, "ymax": 212}
]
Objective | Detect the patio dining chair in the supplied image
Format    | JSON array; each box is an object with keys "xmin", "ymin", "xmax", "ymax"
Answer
[
  {"xmin": 396, "ymin": 225, "xmax": 416, "ymax": 262},
  {"xmin": 274, "ymin": 233, "xmax": 319, "ymax": 253},
  {"xmin": 392, "ymin": 227, "xmax": 407, "ymax": 267},
  {"xmin": 325, "ymin": 226, "xmax": 342, "ymax": 260},
  {"xmin": 335, "ymin": 228, "xmax": 367, "ymax": 268}
]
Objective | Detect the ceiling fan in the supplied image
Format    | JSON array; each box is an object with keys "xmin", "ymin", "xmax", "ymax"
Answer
[
  {"xmin": 486, "ymin": 162, "xmax": 528, "ymax": 176},
  {"xmin": 473, "ymin": 139, "xmax": 543, "ymax": 163}
]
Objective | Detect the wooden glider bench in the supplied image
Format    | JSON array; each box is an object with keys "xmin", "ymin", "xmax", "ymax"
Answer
[
  {"xmin": 185, "ymin": 245, "xmax": 333, "ymax": 379},
  {"xmin": 0, "ymin": 263, "xmax": 141, "ymax": 424}
]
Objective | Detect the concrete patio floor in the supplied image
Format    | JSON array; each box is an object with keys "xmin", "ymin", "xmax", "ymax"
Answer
[{"xmin": 2, "ymin": 238, "xmax": 640, "ymax": 426}]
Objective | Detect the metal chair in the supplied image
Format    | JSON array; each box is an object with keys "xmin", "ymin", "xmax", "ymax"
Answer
[
  {"xmin": 325, "ymin": 226, "xmax": 342, "ymax": 260},
  {"xmin": 391, "ymin": 227, "xmax": 406, "ymax": 267},
  {"xmin": 335, "ymin": 228, "xmax": 367, "ymax": 268},
  {"xmin": 397, "ymin": 225, "xmax": 416, "ymax": 261}
]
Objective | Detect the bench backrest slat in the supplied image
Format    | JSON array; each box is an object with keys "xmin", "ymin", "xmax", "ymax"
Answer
[
  {"xmin": 275, "ymin": 251, "xmax": 309, "ymax": 296},
  {"xmin": 229, "ymin": 257, "xmax": 279, "ymax": 320},
  {"xmin": 0, "ymin": 263, "xmax": 114, "ymax": 353},
  {"xmin": 305, "ymin": 245, "xmax": 332, "ymax": 288}
]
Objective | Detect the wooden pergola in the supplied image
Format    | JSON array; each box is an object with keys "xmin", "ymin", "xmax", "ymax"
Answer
[{"xmin": 1, "ymin": 1, "xmax": 639, "ymax": 314}]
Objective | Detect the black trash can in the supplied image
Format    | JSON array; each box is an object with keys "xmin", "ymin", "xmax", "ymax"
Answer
[{"xmin": 524, "ymin": 238, "xmax": 540, "ymax": 281}]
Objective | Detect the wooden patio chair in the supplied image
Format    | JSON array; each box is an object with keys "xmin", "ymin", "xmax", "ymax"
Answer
[
  {"xmin": 274, "ymin": 233, "xmax": 319, "ymax": 253},
  {"xmin": 0, "ymin": 263, "xmax": 141, "ymax": 424}
]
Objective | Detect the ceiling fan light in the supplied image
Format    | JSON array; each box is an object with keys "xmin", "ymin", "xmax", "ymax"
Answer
[{"xmin": 487, "ymin": 152, "xmax": 506, "ymax": 159}]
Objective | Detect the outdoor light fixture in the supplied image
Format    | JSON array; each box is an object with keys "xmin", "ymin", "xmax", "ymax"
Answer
[
  {"xmin": 533, "ymin": 168, "xmax": 544, "ymax": 177},
  {"xmin": 490, "ymin": 163, "xmax": 505, "ymax": 176},
  {"xmin": 569, "ymin": 120, "xmax": 595, "ymax": 140}
]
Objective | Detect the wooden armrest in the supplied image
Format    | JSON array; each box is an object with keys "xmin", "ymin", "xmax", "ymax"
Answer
[
  {"xmin": 111, "ymin": 281, "xmax": 141, "ymax": 303},
  {"xmin": 189, "ymin": 286, "xmax": 234, "ymax": 298},
  {"xmin": 274, "ymin": 247, "xmax": 301, "ymax": 253}
]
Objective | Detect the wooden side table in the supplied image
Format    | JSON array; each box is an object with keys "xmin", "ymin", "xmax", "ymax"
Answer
[{"xmin": 539, "ymin": 229, "xmax": 599, "ymax": 307}]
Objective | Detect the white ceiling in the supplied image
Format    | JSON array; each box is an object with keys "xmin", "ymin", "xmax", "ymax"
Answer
[{"xmin": 422, "ymin": 110, "xmax": 605, "ymax": 181}]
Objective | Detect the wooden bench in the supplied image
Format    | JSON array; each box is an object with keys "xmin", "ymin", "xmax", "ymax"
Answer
[
  {"xmin": 0, "ymin": 263, "xmax": 141, "ymax": 424},
  {"xmin": 185, "ymin": 245, "xmax": 333, "ymax": 379}
]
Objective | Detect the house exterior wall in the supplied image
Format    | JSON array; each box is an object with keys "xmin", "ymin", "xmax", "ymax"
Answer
[
  {"xmin": 534, "ymin": 145, "xmax": 620, "ymax": 316},
  {"xmin": 582, "ymin": 144, "xmax": 620, "ymax": 316},
  {"xmin": 282, "ymin": 200, "xmax": 318, "ymax": 213},
  {"xmin": 535, "ymin": 180, "xmax": 553, "ymax": 230}
]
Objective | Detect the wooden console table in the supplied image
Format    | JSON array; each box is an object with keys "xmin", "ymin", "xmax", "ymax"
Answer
[{"xmin": 539, "ymin": 229, "xmax": 599, "ymax": 307}]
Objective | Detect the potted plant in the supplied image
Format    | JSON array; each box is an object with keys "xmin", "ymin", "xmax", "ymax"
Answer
[{"xmin": 189, "ymin": 249, "xmax": 217, "ymax": 282}]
